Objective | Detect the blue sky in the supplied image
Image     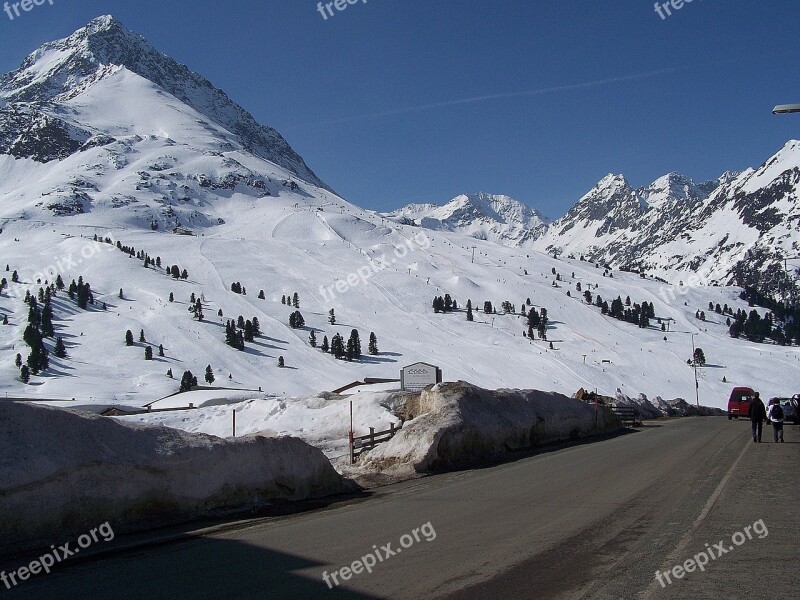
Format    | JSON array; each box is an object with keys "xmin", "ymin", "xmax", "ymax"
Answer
[{"xmin": 1, "ymin": 1, "xmax": 798, "ymax": 219}]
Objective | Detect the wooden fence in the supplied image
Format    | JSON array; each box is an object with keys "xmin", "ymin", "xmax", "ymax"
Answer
[{"xmin": 350, "ymin": 423, "xmax": 402, "ymax": 464}]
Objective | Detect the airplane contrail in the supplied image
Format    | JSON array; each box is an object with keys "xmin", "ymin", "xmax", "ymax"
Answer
[{"xmin": 285, "ymin": 66, "xmax": 680, "ymax": 129}]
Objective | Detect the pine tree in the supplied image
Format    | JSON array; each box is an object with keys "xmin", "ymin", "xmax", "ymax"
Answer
[
  {"xmin": 252, "ymin": 317, "xmax": 260, "ymax": 336},
  {"xmin": 292, "ymin": 292, "xmax": 299, "ymax": 308},
  {"xmin": 289, "ymin": 311, "xmax": 305, "ymax": 328},
  {"xmin": 281, "ymin": 295, "xmax": 286, "ymax": 305},
  {"xmin": 309, "ymin": 330, "xmax": 317, "ymax": 347},
  {"xmin": 15, "ymin": 353, "xmax": 22, "ymax": 367},
  {"xmin": 144, "ymin": 346, "xmax": 153, "ymax": 360},
  {"xmin": 125, "ymin": 330, "xmax": 134, "ymax": 346},
  {"xmin": 167, "ymin": 368, "xmax": 173, "ymax": 378},
  {"xmin": 169, "ymin": 292, "xmax": 174, "ymax": 302},
  {"xmin": 119, "ymin": 288, "xmax": 124, "ymax": 299},
  {"xmin": 321, "ymin": 335, "xmax": 330, "ymax": 353},
  {"xmin": 611, "ymin": 297, "xmax": 625, "ymax": 320},
  {"xmin": 259, "ymin": 290, "xmax": 265, "ymax": 299},
  {"xmin": 139, "ymin": 329, "xmax": 146, "ymax": 343},
  {"xmin": 26, "ymin": 343, "xmax": 48, "ymax": 374},
  {"xmin": 159, "ymin": 344, "xmax": 164, "ymax": 357},
  {"xmin": 328, "ymin": 309, "xmax": 336, "ymax": 325},
  {"xmin": 466, "ymin": 299, "xmax": 473, "ymax": 322},
  {"xmin": 180, "ymin": 370, "xmax": 195, "ymax": 392},
  {"xmin": 527, "ymin": 308, "xmax": 540, "ymax": 330},
  {"xmin": 181, "ymin": 269, "xmax": 188, "ymax": 280},
  {"xmin": 77, "ymin": 281, "xmax": 91, "ymax": 309},
  {"xmin": 331, "ymin": 333, "xmax": 345, "ymax": 359},
  {"xmin": 20, "ymin": 365, "xmax": 30, "ymax": 383},
  {"xmin": 193, "ymin": 299, "xmax": 204, "ymax": 321},
  {"xmin": 368, "ymin": 332, "xmax": 378, "ymax": 355},
  {"xmin": 205, "ymin": 365, "xmax": 215, "ymax": 384},
  {"xmin": 55, "ymin": 274, "xmax": 64, "ymax": 290},
  {"xmin": 693, "ymin": 348, "xmax": 706, "ymax": 366},
  {"xmin": 40, "ymin": 302, "xmax": 54, "ymax": 337},
  {"xmin": 348, "ymin": 329, "xmax": 361, "ymax": 359},
  {"xmin": 55, "ymin": 337, "xmax": 67, "ymax": 358},
  {"xmin": 278, "ymin": 356, "xmax": 285, "ymax": 368}
]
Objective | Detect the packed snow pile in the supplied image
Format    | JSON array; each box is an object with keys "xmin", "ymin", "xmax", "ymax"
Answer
[
  {"xmin": 612, "ymin": 390, "xmax": 725, "ymax": 419},
  {"xmin": 360, "ymin": 382, "xmax": 621, "ymax": 475},
  {"xmin": 115, "ymin": 390, "xmax": 405, "ymax": 460},
  {"xmin": 0, "ymin": 402, "xmax": 353, "ymax": 555}
]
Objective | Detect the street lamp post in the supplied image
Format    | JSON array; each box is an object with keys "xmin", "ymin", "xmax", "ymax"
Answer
[
  {"xmin": 691, "ymin": 333, "xmax": 700, "ymax": 410},
  {"xmin": 772, "ymin": 104, "xmax": 800, "ymax": 115},
  {"xmin": 772, "ymin": 106, "xmax": 800, "ymax": 306}
]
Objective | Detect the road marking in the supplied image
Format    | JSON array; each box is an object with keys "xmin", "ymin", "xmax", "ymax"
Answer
[{"xmin": 640, "ymin": 437, "xmax": 750, "ymax": 599}]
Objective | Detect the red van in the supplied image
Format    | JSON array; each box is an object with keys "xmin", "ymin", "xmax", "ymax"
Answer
[{"xmin": 728, "ymin": 387, "xmax": 756, "ymax": 420}]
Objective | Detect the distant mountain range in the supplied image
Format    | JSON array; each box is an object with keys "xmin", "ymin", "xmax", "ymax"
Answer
[
  {"xmin": 385, "ymin": 193, "xmax": 548, "ymax": 247},
  {"xmin": 389, "ymin": 147, "xmax": 800, "ymax": 298}
]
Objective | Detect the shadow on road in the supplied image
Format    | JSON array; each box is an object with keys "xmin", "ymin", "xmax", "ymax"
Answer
[{"xmin": 3, "ymin": 537, "xmax": 381, "ymax": 600}]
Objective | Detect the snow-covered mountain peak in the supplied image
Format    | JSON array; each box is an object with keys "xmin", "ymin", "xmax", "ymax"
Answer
[
  {"xmin": 594, "ymin": 173, "xmax": 630, "ymax": 194},
  {"xmin": 0, "ymin": 15, "xmax": 328, "ymax": 189},
  {"xmin": 385, "ymin": 192, "xmax": 548, "ymax": 246},
  {"xmin": 449, "ymin": 192, "xmax": 547, "ymax": 227},
  {"xmin": 637, "ymin": 172, "xmax": 708, "ymax": 209}
]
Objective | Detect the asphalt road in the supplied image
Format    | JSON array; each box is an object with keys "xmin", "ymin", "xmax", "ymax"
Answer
[{"xmin": 3, "ymin": 417, "xmax": 797, "ymax": 599}]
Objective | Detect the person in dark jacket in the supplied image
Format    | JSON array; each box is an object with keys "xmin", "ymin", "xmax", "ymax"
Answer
[{"xmin": 748, "ymin": 392, "xmax": 767, "ymax": 443}]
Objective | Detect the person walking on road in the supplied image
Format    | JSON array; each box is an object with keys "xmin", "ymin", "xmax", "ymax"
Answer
[
  {"xmin": 748, "ymin": 392, "xmax": 767, "ymax": 443},
  {"xmin": 767, "ymin": 399, "xmax": 785, "ymax": 443}
]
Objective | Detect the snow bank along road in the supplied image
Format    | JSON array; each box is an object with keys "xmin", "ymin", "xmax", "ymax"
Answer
[{"xmin": 3, "ymin": 418, "xmax": 797, "ymax": 599}]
